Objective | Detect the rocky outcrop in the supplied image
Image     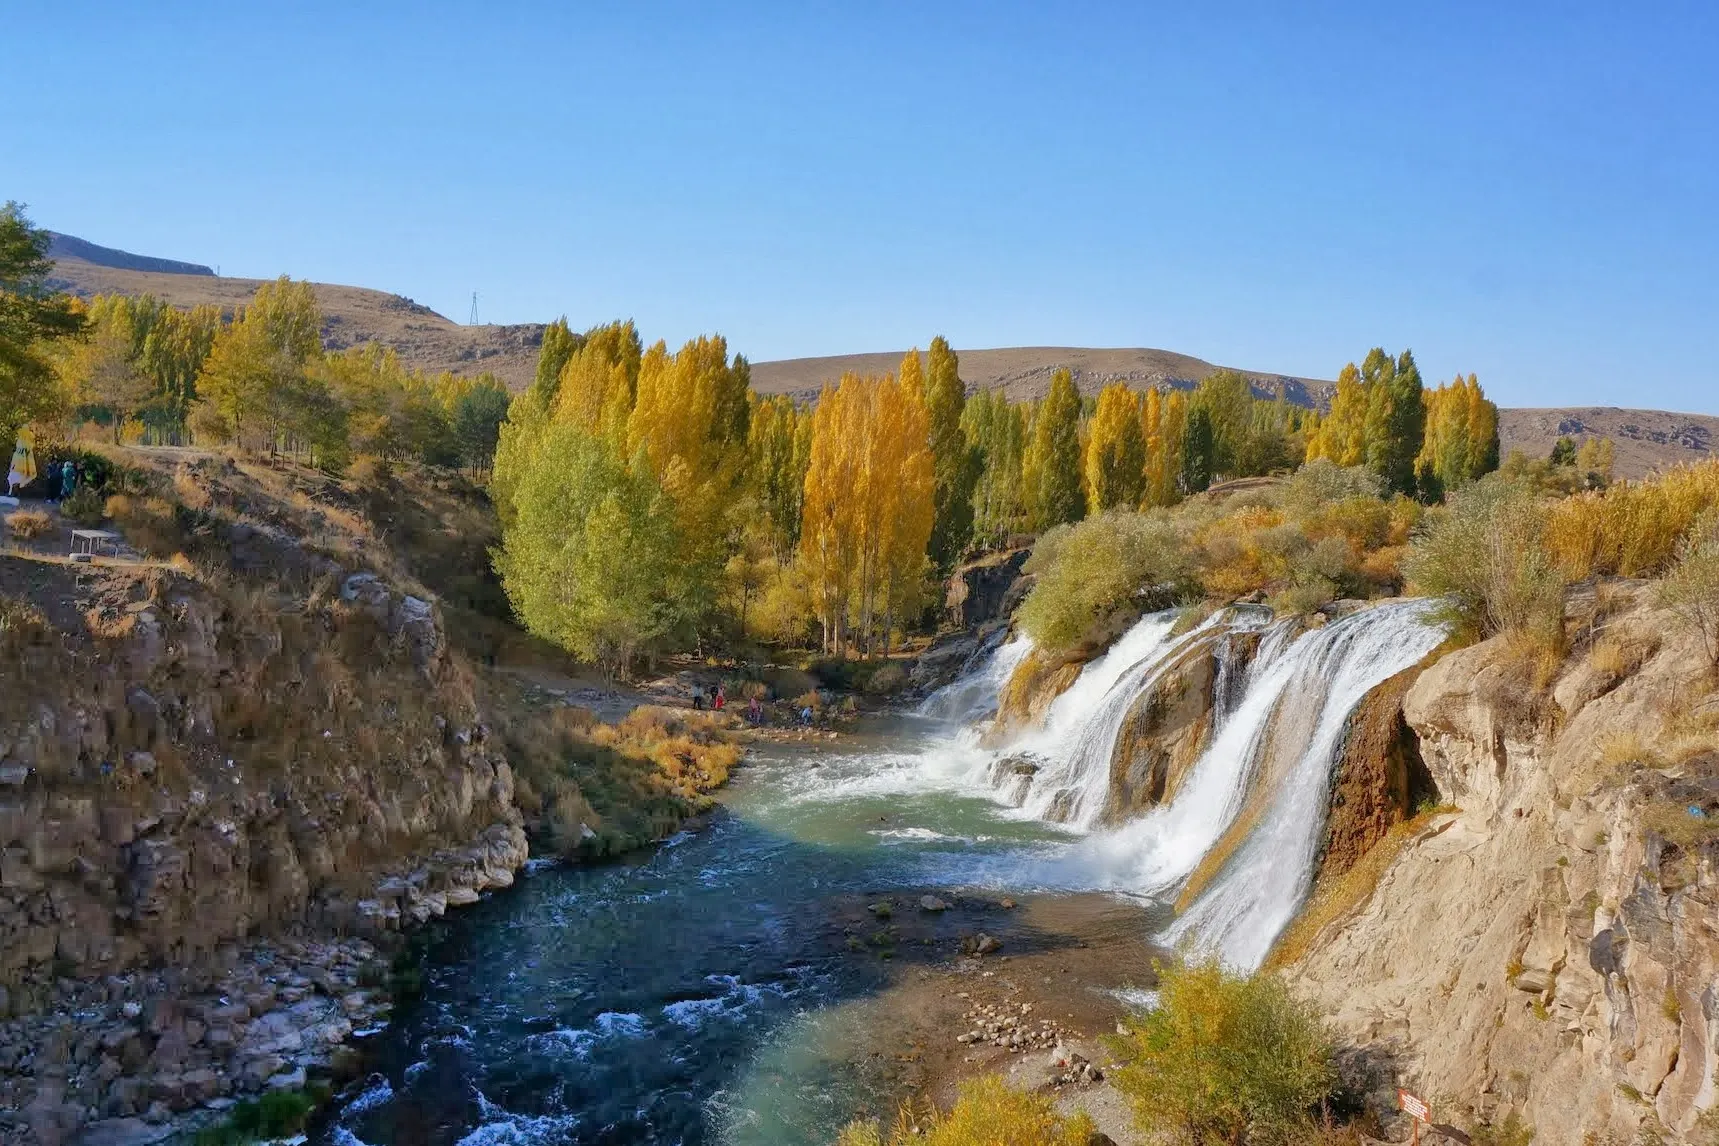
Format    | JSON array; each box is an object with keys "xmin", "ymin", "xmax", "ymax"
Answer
[
  {"xmin": 2, "ymin": 937, "xmax": 388, "ymax": 1143},
  {"xmin": 1105, "ymin": 630, "xmax": 1232, "ymax": 819},
  {"xmin": 1285, "ymin": 585, "xmax": 1719, "ymax": 1143},
  {"xmin": 944, "ymin": 549, "xmax": 1030, "ymax": 630},
  {"xmin": 1317, "ymin": 666, "xmax": 1435, "ymax": 882},
  {"xmin": 987, "ymin": 648, "xmax": 1085, "ymax": 745},
  {"xmin": 0, "ymin": 559, "xmax": 525, "ymax": 1000}
]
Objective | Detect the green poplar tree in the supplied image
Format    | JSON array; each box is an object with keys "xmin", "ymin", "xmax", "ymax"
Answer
[
  {"xmin": 531, "ymin": 317, "xmax": 584, "ymax": 409},
  {"xmin": 1181, "ymin": 407, "xmax": 1215, "ymax": 493},
  {"xmin": 924, "ymin": 336, "xmax": 978, "ymax": 569},
  {"xmin": 1029, "ymin": 368, "xmax": 1085, "ymax": 529}
]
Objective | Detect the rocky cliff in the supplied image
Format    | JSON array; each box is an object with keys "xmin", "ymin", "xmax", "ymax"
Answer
[
  {"xmin": 0, "ymin": 559, "xmax": 524, "ymax": 1002},
  {"xmin": 1285, "ymin": 584, "xmax": 1719, "ymax": 1143}
]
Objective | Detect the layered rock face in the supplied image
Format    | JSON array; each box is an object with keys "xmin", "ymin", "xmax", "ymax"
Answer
[
  {"xmin": 1105, "ymin": 627, "xmax": 1240, "ymax": 819},
  {"xmin": 0, "ymin": 561, "xmax": 526, "ymax": 1013},
  {"xmin": 1286, "ymin": 586, "xmax": 1719, "ymax": 1142}
]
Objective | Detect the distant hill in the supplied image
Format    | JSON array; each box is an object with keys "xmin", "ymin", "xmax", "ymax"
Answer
[
  {"xmin": 46, "ymin": 232, "xmax": 215, "ymax": 276},
  {"xmin": 1496, "ymin": 406, "xmax": 1718, "ymax": 479},
  {"xmin": 749, "ymin": 346, "xmax": 1333, "ymax": 407},
  {"xmin": 45, "ymin": 233, "xmax": 1714, "ymax": 478},
  {"xmin": 46, "ymin": 237, "xmax": 546, "ymax": 390}
]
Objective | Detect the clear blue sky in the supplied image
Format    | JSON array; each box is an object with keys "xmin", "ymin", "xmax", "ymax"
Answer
[{"xmin": 8, "ymin": 2, "xmax": 1716, "ymax": 410}]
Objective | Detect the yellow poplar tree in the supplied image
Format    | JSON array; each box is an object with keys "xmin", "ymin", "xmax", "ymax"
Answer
[
  {"xmin": 798, "ymin": 371, "xmax": 934, "ymax": 655},
  {"xmin": 1084, "ymin": 383, "xmax": 1145, "ymax": 511},
  {"xmin": 1305, "ymin": 363, "xmax": 1368, "ymax": 466}
]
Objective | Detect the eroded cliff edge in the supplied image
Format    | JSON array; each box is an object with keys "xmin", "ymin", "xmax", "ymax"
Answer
[{"xmin": 1287, "ymin": 583, "xmax": 1719, "ymax": 1143}]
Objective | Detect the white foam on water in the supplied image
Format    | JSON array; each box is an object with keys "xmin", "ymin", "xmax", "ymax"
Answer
[{"xmin": 593, "ymin": 1011, "xmax": 648, "ymax": 1038}]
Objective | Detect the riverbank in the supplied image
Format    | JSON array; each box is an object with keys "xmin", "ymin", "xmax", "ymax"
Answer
[{"xmin": 817, "ymin": 890, "xmax": 1157, "ymax": 1145}]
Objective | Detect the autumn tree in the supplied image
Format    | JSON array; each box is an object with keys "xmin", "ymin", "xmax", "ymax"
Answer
[
  {"xmin": 0, "ymin": 202, "xmax": 82, "ymax": 442},
  {"xmin": 626, "ymin": 334, "xmax": 753, "ymax": 633},
  {"xmin": 1084, "ymin": 382, "xmax": 1145, "ymax": 511},
  {"xmin": 749, "ymin": 393, "xmax": 812, "ymax": 562},
  {"xmin": 962, "ymin": 389, "xmax": 1027, "ymax": 547},
  {"xmin": 1141, "ymin": 387, "xmax": 1185, "ymax": 507},
  {"xmin": 1306, "ymin": 348, "xmax": 1427, "ymax": 496},
  {"xmin": 553, "ymin": 319, "xmax": 642, "ymax": 448},
  {"xmin": 1024, "ymin": 368, "xmax": 1084, "ymax": 529},
  {"xmin": 67, "ymin": 316, "xmax": 153, "ymax": 441},
  {"xmin": 1416, "ymin": 373, "xmax": 1500, "ymax": 499},
  {"xmin": 798, "ymin": 371, "xmax": 934, "ymax": 655},
  {"xmin": 922, "ymin": 337, "xmax": 977, "ymax": 570}
]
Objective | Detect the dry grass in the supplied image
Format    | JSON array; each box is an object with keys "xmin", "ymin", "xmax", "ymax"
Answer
[
  {"xmin": 1587, "ymin": 634, "xmax": 1654, "ymax": 679},
  {"xmin": 1641, "ymin": 801, "xmax": 1719, "ymax": 850},
  {"xmin": 3, "ymin": 509, "xmax": 52, "ymax": 541},
  {"xmin": 1265, "ymin": 807, "xmax": 1454, "ymax": 971},
  {"xmin": 835, "ymin": 1076, "xmax": 1094, "ymax": 1146},
  {"xmin": 1545, "ymin": 458, "xmax": 1719, "ymax": 580}
]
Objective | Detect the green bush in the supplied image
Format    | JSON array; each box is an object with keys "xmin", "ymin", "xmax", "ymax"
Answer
[
  {"xmin": 192, "ymin": 1087, "xmax": 322, "ymax": 1145},
  {"xmin": 1404, "ymin": 477, "xmax": 1566, "ymax": 649},
  {"xmin": 1111, "ymin": 959, "xmax": 1335, "ymax": 1145},
  {"xmin": 61, "ymin": 485, "xmax": 108, "ymax": 527},
  {"xmin": 1018, "ymin": 509, "xmax": 1195, "ymax": 652}
]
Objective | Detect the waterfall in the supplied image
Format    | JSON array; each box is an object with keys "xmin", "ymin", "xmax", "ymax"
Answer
[
  {"xmin": 1062, "ymin": 611, "xmax": 1315, "ymax": 895},
  {"xmin": 924, "ymin": 597, "xmax": 1444, "ymax": 971},
  {"xmin": 917, "ymin": 628, "xmax": 1032, "ymax": 724},
  {"xmin": 986, "ymin": 608, "xmax": 1282, "ymax": 829},
  {"xmin": 1161, "ymin": 599, "xmax": 1446, "ymax": 969}
]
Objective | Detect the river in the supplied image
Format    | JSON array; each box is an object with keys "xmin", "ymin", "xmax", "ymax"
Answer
[
  {"xmin": 320, "ymin": 600, "xmax": 1446, "ymax": 1145},
  {"xmin": 323, "ymin": 717, "xmax": 1099, "ymax": 1146}
]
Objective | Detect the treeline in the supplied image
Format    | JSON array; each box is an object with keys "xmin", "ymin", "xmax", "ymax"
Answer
[
  {"xmin": 63, "ymin": 278, "xmax": 512, "ymax": 476},
  {"xmin": 493, "ymin": 318, "xmax": 1502, "ymax": 672},
  {"xmin": 0, "ymin": 203, "xmax": 510, "ymax": 478}
]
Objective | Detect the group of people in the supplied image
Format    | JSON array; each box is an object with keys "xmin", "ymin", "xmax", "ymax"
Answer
[
  {"xmin": 4, "ymin": 432, "xmax": 80, "ymax": 501},
  {"xmin": 689, "ymin": 682, "xmax": 776, "ymax": 726}
]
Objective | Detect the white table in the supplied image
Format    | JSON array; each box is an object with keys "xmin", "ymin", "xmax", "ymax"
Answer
[{"xmin": 70, "ymin": 529, "xmax": 120, "ymax": 562}]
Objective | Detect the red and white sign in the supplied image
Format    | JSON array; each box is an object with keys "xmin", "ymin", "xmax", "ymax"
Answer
[{"xmin": 1398, "ymin": 1089, "xmax": 1431, "ymax": 1122}]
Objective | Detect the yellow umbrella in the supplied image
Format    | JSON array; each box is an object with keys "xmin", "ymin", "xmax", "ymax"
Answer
[{"xmin": 7, "ymin": 428, "xmax": 37, "ymax": 493}]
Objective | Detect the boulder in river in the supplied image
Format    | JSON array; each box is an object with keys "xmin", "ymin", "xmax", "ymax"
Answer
[{"xmin": 919, "ymin": 895, "xmax": 950, "ymax": 912}]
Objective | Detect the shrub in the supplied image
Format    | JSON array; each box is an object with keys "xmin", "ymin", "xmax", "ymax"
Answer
[
  {"xmin": 1406, "ymin": 478, "xmax": 1566, "ymax": 650},
  {"xmin": 192, "ymin": 1087, "xmax": 321, "ymax": 1145},
  {"xmin": 3, "ymin": 509, "xmax": 52, "ymax": 540},
  {"xmin": 1658, "ymin": 510, "xmax": 1719, "ymax": 670},
  {"xmin": 1018, "ymin": 509, "xmax": 1195, "ymax": 651},
  {"xmin": 1111, "ymin": 959, "xmax": 1335, "ymax": 1145},
  {"xmin": 1278, "ymin": 460, "xmax": 1384, "ymax": 518},
  {"xmin": 60, "ymin": 485, "xmax": 107, "ymax": 527},
  {"xmin": 865, "ymin": 661, "xmax": 910, "ymax": 694},
  {"xmin": 1544, "ymin": 458, "xmax": 1719, "ymax": 579},
  {"xmin": 835, "ymin": 1075, "xmax": 1095, "ymax": 1146}
]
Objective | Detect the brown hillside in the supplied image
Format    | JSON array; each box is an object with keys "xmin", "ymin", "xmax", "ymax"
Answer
[
  {"xmin": 749, "ymin": 345, "xmax": 1333, "ymax": 407},
  {"xmin": 47, "ymin": 257, "xmax": 546, "ymax": 390},
  {"xmin": 1497, "ymin": 406, "xmax": 1718, "ymax": 478}
]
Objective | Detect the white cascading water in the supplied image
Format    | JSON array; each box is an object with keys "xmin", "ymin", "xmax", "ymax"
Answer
[
  {"xmin": 1059, "ymin": 611, "xmax": 1308, "ymax": 895},
  {"xmin": 943, "ymin": 598, "xmax": 1443, "ymax": 968},
  {"xmin": 1162, "ymin": 598, "xmax": 1446, "ymax": 968},
  {"xmin": 916, "ymin": 628, "xmax": 1033, "ymax": 725},
  {"xmin": 992, "ymin": 610, "xmax": 1221, "ymax": 828}
]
